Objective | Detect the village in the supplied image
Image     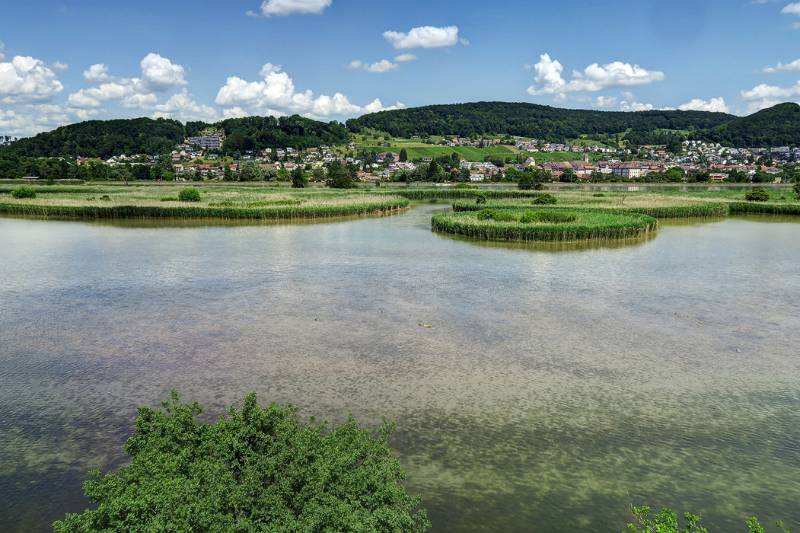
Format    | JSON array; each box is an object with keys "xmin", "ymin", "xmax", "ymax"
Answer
[{"xmin": 87, "ymin": 129, "xmax": 799, "ymax": 184}]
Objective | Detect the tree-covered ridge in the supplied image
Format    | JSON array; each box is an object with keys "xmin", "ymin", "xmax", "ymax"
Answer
[
  {"xmin": 702, "ymin": 103, "xmax": 800, "ymax": 147},
  {"xmin": 187, "ymin": 115, "xmax": 350, "ymax": 153},
  {"xmin": 0, "ymin": 118, "xmax": 185, "ymax": 159},
  {"xmin": 347, "ymin": 101, "xmax": 735, "ymax": 141},
  {"xmin": 0, "ymin": 115, "xmax": 350, "ymax": 159}
]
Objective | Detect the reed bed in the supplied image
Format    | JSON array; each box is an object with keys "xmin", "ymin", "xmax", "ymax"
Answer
[
  {"xmin": 728, "ymin": 202, "xmax": 800, "ymax": 215},
  {"xmin": 451, "ymin": 199, "xmax": 729, "ymax": 219},
  {"xmin": 432, "ymin": 208, "xmax": 658, "ymax": 242},
  {"xmin": 0, "ymin": 196, "xmax": 409, "ymax": 220}
]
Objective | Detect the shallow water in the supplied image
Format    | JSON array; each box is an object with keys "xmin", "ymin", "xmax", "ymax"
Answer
[{"xmin": 1, "ymin": 205, "xmax": 799, "ymax": 532}]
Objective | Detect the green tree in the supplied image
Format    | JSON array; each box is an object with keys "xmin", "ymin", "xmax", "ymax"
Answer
[
  {"xmin": 53, "ymin": 393, "xmax": 429, "ymax": 532},
  {"xmin": 325, "ymin": 161, "xmax": 355, "ymax": 188},
  {"xmin": 223, "ymin": 165, "xmax": 235, "ymax": 182},
  {"xmin": 291, "ymin": 166, "xmax": 308, "ymax": 188},
  {"xmin": 239, "ymin": 161, "xmax": 262, "ymax": 182}
]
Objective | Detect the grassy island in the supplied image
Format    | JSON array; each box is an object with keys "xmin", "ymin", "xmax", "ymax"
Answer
[{"xmin": 432, "ymin": 208, "xmax": 658, "ymax": 242}]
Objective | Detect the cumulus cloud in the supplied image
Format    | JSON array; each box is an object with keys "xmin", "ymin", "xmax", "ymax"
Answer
[
  {"xmin": 763, "ymin": 58, "xmax": 800, "ymax": 72},
  {"xmin": 256, "ymin": 0, "xmax": 331, "ymax": 16},
  {"xmin": 348, "ymin": 58, "xmax": 398, "ymax": 73},
  {"xmin": 526, "ymin": 53, "xmax": 566, "ymax": 98},
  {"xmin": 140, "ymin": 53, "xmax": 186, "ymax": 90},
  {"xmin": 740, "ymin": 81, "xmax": 800, "ymax": 112},
  {"xmin": 394, "ymin": 54, "xmax": 417, "ymax": 63},
  {"xmin": 527, "ymin": 53, "xmax": 663, "ymax": 99},
  {"xmin": 782, "ymin": 2, "xmax": 800, "ymax": 15},
  {"xmin": 0, "ymin": 103, "xmax": 94, "ymax": 137},
  {"xmin": 215, "ymin": 63, "xmax": 404, "ymax": 119},
  {"xmin": 677, "ymin": 97, "xmax": 730, "ymax": 113},
  {"xmin": 152, "ymin": 89, "xmax": 218, "ymax": 122},
  {"xmin": 383, "ymin": 25, "xmax": 460, "ymax": 49},
  {"xmin": 52, "ymin": 62, "xmax": 68, "ymax": 71},
  {"xmin": 68, "ymin": 53, "xmax": 186, "ymax": 110},
  {"xmin": 84, "ymin": 63, "xmax": 110, "ymax": 83},
  {"xmin": 566, "ymin": 61, "xmax": 664, "ymax": 92},
  {"xmin": 0, "ymin": 55, "xmax": 64, "ymax": 103}
]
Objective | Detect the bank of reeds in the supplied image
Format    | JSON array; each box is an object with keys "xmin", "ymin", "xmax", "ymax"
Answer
[
  {"xmin": 728, "ymin": 202, "xmax": 800, "ymax": 216},
  {"xmin": 451, "ymin": 200, "xmax": 729, "ymax": 219},
  {"xmin": 0, "ymin": 197, "xmax": 409, "ymax": 220},
  {"xmin": 432, "ymin": 209, "xmax": 658, "ymax": 242}
]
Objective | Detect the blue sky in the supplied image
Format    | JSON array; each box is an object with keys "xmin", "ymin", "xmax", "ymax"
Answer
[{"xmin": 1, "ymin": 0, "xmax": 800, "ymax": 136}]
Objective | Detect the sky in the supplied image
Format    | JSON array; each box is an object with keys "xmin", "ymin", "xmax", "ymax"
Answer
[{"xmin": 1, "ymin": 0, "xmax": 800, "ymax": 137}]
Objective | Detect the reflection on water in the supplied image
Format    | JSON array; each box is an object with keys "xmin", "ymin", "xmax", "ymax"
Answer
[{"xmin": 1, "ymin": 206, "xmax": 799, "ymax": 532}]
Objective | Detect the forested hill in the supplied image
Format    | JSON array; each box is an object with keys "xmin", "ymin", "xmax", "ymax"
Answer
[
  {"xmin": 347, "ymin": 101, "xmax": 735, "ymax": 141},
  {"xmin": 1, "ymin": 115, "xmax": 350, "ymax": 159},
  {"xmin": 1, "ymin": 118, "xmax": 185, "ymax": 159},
  {"xmin": 702, "ymin": 102, "xmax": 800, "ymax": 147}
]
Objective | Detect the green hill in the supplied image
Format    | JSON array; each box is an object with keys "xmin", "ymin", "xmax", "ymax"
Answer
[
  {"xmin": 1, "ymin": 115, "xmax": 350, "ymax": 159},
  {"xmin": 346, "ymin": 101, "xmax": 735, "ymax": 142},
  {"xmin": 701, "ymin": 102, "xmax": 800, "ymax": 147}
]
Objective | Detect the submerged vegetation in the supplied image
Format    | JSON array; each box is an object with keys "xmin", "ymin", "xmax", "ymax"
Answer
[
  {"xmin": 53, "ymin": 393, "xmax": 430, "ymax": 532},
  {"xmin": 625, "ymin": 506, "xmax": 792, "ymax": 533}
]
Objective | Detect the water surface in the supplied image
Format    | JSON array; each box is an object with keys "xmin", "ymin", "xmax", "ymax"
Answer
[{"xmin": 1, "ymin": 206, "xmax": 799, "ymax": 531}]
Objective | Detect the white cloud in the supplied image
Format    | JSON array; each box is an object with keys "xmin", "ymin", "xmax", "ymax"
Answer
[
  {"xmin": 764, "ymin": 58, "xmax": 800, "ymax": 72},
  {"xmin": 348, "ymin": 58, "xmax": 398, "ymax": 73},
  {"xmin": 677, "ymin": 97, "xmax": 730, "ymax": 113},
  {"xmin": 527, "ymin": 53, "xmax": 663, "ymax": 99},
  {"xmin": 69, "ymin": 53, "xmax": 187, "ymax": 110},
  {"xmin": 52, "ymin": 62, "xmax": 69, "ymax": 71},
  {"xmin": 526, "ymin": 53, "xmax": 566, "ymax": 98},
  {"xmin": 619, "ymin": 99, "xmax": 655, "ymax": 112},
  {"xmin": 84, "ymin": 63, "xmax": 110, "ymax": 83},
  {"xmin": 215, "ymin": 62, "xmax": 404, "ymax": 119},
  {"xmin": 383, "ymin": 25, "xmax": 460, "ymax": 49},
  {"xmin": 394, "ymin": 54, "xmax": 417, "ymax": 63},
  {"xmin": 0, "ymin": 55, "xmax": 64, "ymax": 103},
  {"xmin": 740, "ymin": 81, "xmax": 800, "ymax": 113},
  {"xmin": 152, "ymin": 89, "xmax": 218, "ymax": 122},
  {"xmin": 566, "ymin": 61, "xmax": 664, "ymax": 92},
  {"xmin": 0, "ymin": 103, "xmax": 92, "ymax": 137},
  {"xmin": 592, "ymin": 95, "xmax": 618, "ymax": 108},
  {"xmin": 257, "ymin": 0, "xmax": 331, "ymax": 16},
  {"xmin": 140, "ymin": 53, "xmax": 186, "ymax": 90},
  {"xmin": 782, "ymin": 2, "xmax": 800, "ymax": 15}
]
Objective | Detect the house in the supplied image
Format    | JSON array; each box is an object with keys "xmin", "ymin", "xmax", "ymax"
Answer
[
  {"xmin": 613, "ymin": 162, "xmax": 647, "ymax": 179},
  {"xmin": 709, "ymin": 173, "xmax": 728, "ymax": 182}
]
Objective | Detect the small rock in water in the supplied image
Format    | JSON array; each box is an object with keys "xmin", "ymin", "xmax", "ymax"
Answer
[{"xmin": 418, "ymin": 322, "xmax": 433, "ymax": 329}]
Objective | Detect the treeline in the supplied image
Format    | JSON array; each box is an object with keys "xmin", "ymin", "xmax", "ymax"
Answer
[
  {"xmin": 0, "ymin": 115, "xmax": 350, "ymax": 161},
  {"xmin": 347, "ymin": 101, "xmax": 734, "ymax": 142},
  {"xmin": 186, "ymin": 115, "xmax": 349, "ymax": 154},
  {"xmin": 700, "ymin": 102, "xmax": 800, "ymax": 147},
  {"xmin": 0, "ymin": 118, "xmax": 185, "ymax": 159}
]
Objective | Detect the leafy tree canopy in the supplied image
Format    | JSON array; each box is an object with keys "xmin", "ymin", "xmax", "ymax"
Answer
[{"xmin": 54, "ymin": 392, "xmax": 430, "ymax": 533}]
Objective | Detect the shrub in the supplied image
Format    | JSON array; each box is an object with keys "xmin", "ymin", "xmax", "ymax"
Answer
[
  {"xmin": 53, "ymin": 393, "xmax": 430, "ymax": 532},
  {"xmin": 11, "ymin": 186, "xmax": 36, "ymax": 199},
  {"xmin": 532, "ymin": 193, "xmax": 557, "ymax": 205},
  {"xmin": 593, "ymin": 193, "xmax": 606, "ymax": 197},
  {"xmin": 475, "ymin": 194, "xmax": 487, "ymax": 205},
  {"xmin": 794, "ymin": 180, "xmax": 800, "ymax": 200},
  {"xmin": 745, "ymin": 187, "xmax": 770, "ymax": 202},
  {"xmin": 160, "ymin": 196, "xmax": 178, "ymax": 202},
  {"xmin": 178, "ymin": 188, "xmax": 201, "ymax": 202},
  {"xmin": 99, "ymin": 195, "xmax": 111, "ymax": 201}
]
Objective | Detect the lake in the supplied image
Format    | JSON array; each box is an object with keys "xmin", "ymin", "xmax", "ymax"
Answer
[{"xmin": 1, "ymin": 205, "xmax": 799, "ymax": 532}]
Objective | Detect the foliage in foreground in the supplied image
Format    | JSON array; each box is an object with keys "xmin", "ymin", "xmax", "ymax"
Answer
[
  {"xmin": 54, "ymin": 393, "xmax": 429, "ymax": 532},
  {"xmin": 625, "ymin": 506, "xmax": 792, "ymax": 533}
]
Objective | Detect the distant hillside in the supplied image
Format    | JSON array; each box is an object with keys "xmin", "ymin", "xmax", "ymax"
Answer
[
  {"xmin": 701, "ymin": 102, "xmax": 800, "ymax": 147},
  {"xmin": 187, "ymin": 115, "xmax": 349, "ymax": 153},
  {"xmin": 347, "ymin": 101, "xmax": 735, "ymax": 142},
  {"xmin": 1, "ymin": 118, "xmax": 185, "ymax": 159},
  {"xmin": 1, "ymin": 115, "xmax": 350, "ymax": 159}
]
